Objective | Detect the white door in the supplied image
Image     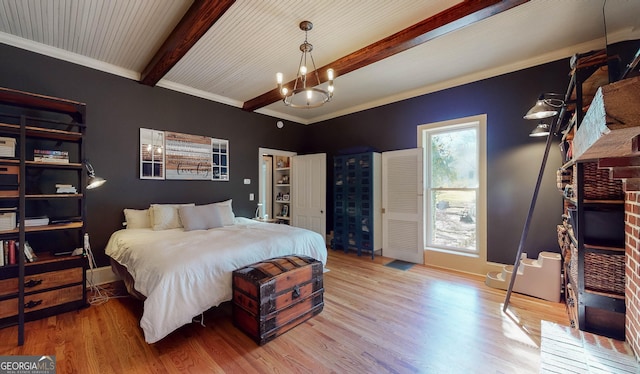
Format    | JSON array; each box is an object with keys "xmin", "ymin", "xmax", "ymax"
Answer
[
  {"xmin": 382, "ymin": 148, "xmax": 424, "ymax": 264},
  {"xmin": 292, "ymin": 153, "xmax": 326, "ymax": 241}
]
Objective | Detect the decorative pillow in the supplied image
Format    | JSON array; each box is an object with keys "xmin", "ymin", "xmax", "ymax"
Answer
[
  {"xmin": 150, "ymin": 203, "xmax": 195, "ymax": 231},
  {"xmin": 123, "ymin": 208, "xmax": 151, "ymax": 229},
  {"xmin": 178, "ymin": 204, "xmax": 224, "ymax": 231},
  {"xmin": 213, "ymin": 199, "xmax": 235, "ymax": 226}
]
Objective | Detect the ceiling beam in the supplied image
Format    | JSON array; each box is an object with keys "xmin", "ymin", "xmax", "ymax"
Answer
[
  {"xmin": 140, "ymin": 0, "xmax": 236, "ymax": 86},
  {"xmin": 243, "ymin": 0, "xmax": 529, "ymax": 112}
]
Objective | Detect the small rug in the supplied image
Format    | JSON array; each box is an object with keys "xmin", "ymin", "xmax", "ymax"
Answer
[
  {"xmin": 384, "ymin": 260, "xmax": 414, "ymax": 271},
  {"xmin": 540, "ymin": 320, "xmax": 639, "ymax": 373}
]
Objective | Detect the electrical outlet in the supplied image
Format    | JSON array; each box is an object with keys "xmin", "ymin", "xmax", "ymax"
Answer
[{"xmin": 249, "ymin": 193, "xmax": 254, "ymax": 201}]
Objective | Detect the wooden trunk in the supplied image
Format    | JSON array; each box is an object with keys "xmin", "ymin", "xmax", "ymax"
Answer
[{"xmin": 232, "ymin": 255, "xmax": 324, "ymax": 345}]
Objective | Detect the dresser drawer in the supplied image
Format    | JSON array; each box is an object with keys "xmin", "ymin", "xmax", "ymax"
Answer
[
  {"xmin": 0, "ymin": 267, "xmax": 84, "ymax": 297},
  {"xmin": 0, "ymin": 284, "xmax": 84, "ymax": 319}
]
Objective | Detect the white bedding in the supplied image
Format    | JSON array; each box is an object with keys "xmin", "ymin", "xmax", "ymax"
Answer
[{"xmin": 105, "ymin": 217, "xmax": 327, "ymax": 343}]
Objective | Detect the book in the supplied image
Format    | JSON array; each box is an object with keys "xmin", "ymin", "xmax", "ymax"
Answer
[
  {"xmin": 23, "ymin": 216, "xmax": 50, "ymax": 227},
  {"xmin": 0, "ymin": 240, "xmax": 3, "ymax": 266},
  {"xmin": 33, "ymin": 149, "xmax": 70, "ymax": 164},
  {"xmin": 49, "ymin": 217, "xmax": 82, "ymax": 224},
  {"xmin": 34, "ymin": 149, "xmax": 69, "ymax": 157},
  {"xmin": 8, "ymin": 240, "xmax": 15, "ymax": 265},
  {"xmin": 34, "ymin": 157, "xmax": 70, "ymax": 164},
  {"xmin": 23, "ymin": 241, "xmax": 37, "ymax": 262},
  {"xmin": 56, "ymin": 186, "xmax": 77, "ymax": 194}
]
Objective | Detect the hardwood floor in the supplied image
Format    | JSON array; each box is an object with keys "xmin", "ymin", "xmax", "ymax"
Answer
[{"xmin": 0, "ymin": 250, "xmax": 570, "ymax": 373}]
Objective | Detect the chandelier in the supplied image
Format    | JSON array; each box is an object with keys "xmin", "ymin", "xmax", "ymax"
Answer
[{"xmin": 276, "ymin": 21, "xmax": 335, "ymax": 109}]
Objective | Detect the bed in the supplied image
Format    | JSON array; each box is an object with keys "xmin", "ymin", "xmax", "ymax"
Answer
[{"xmin": 105, "ymin": 201, "xmax": 327, "ymax": 344}]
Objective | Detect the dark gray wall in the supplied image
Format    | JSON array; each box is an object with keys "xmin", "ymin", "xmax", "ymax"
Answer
[
  {"xmin": 0, "ymin": 43, "xmax": 306, "ymax": 267},
  {"xmin": 301, "ymin": 39, "xmax": 640, "ymax": 264},
  {"xmin": 1, "ymin": 40, "xmax": 637, "ymax": 267},
  {"xmin": 302, "ymin": 61, "xmax": 568, "ymax": 264}
]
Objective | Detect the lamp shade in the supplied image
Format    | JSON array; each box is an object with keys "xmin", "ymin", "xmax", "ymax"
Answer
[
  {"xmin": 87, "ymin": 175, "xmax": 106, "ymax": 189},
  {"xmin": 84, "ymin": 160, "xmax": 106, "ymax": 189},
  {"xmin": 529, "ymin": 123, "xmax": 550, "ymax": 137},
  {"xmin": 524, "ymin": 100, "xmax": 558, "ymax": 120}
]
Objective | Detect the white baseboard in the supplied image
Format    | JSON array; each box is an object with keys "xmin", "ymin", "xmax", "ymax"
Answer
[{"xmin": 86, "ymin": 266, "xmax": 120, "ymax": 286}]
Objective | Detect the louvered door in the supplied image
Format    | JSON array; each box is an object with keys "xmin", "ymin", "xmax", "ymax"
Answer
[{"xmin": 382, "ymin": 148, "xmax": 424, "ymax": 263}]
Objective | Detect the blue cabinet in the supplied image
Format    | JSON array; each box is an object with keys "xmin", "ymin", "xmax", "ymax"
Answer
[{"xmin": 332, "ymin": 152, "xmax": 381, "ymax": 258}]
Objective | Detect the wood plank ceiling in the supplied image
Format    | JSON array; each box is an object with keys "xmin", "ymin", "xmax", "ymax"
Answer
[
  {"xmin": 139, "ymin": 0, "xmax": 528, "ymax": 112},
  {"xmin": 1, "ymin": 0, "xmax": 640, "ymax": 124}
]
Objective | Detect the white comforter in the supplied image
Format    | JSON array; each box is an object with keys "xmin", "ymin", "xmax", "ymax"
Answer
[{"xmin": 104, "ymin": 217, "xmax": 327, "ymax": 343}]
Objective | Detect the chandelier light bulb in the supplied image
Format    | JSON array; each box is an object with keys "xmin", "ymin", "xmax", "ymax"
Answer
[
  {"xmin": 327, "ymin": 69, "xmax": 334, "ymax": 80},
  {"xmin": 306, "ymin": 89, "xmax": 313, "ymax": 100},
  {"xmin": 328, "ymin": 85, "xmax": 334, "ymax": 93},
  {"xmin": 281, "ymin": 87, "xmax": 288, "ymax": 95},
  {"xmin": 276, "ymin": 72, "xmax": 283, "ymax": 84},
  {"xmin": 300, "ymin": 65, "xmax": 307, "ymax": 75}
]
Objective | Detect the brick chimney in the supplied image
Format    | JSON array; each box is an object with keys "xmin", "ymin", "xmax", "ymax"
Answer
[{"xmin": 625, "ymin": 189, "xmax": 640, "ymax": 358}]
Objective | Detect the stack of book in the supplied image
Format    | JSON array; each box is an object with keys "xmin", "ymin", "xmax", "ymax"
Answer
[
  {"xmin": 56, "ymin": 184, "xmax": 77, "ymax": 194},
  {"xmin": 24, "ymin": 216, "xmax": 49, "ymax": 227},
  {"xmin": 34, "ymin": 149, "xmax": 69, "ymax": 163}
]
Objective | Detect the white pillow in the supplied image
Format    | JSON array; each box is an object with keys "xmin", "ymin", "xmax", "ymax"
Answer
[
  {"xmin": 123, "ymin": 208, "xmax": 151, "ymax": 229},
  {"xmin": 150, "ymin": 203, "xmax": 195, "ymax": 230},
  {"xmin": 213, "ymin": 199, "xmax": 235, "ymax": 226},
  {"xmin": 179, "ymin": 204, "xmax": 224, "ymax": 231}
]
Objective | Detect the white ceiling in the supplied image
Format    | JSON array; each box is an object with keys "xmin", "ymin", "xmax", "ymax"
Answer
[{"xmin": 1, "ymin": 0, "xmax": 639, "ymax": 125}]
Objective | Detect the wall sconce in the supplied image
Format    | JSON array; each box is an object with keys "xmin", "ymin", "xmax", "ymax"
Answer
[{"xmin": 84, "ymin": 160, "xmax": 106, "ymax": 190}]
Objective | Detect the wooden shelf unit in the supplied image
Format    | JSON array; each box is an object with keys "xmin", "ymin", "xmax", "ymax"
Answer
[
  {"xmin": 0, "ymin": 87, "xmax": 88, "ymax": 346},
  {"xmin": 557, "ymin": 51, "xmax": 627, "ymax": 340}
]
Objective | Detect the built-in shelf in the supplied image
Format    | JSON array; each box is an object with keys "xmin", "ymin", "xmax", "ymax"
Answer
[
  {"xmin": 0, "ymin": 122, "xmax": 83, "ymax": 141},
  {"xmin": 584, "ymin": 288, "xmax": 625, "ymax": 301},
  {"xmin": 582, "ymin": 199, "xmax": 624, "ymax": 204},
  {"xmin": 0, "ymin": 222, "xmax": 83, "ymax": 235}
]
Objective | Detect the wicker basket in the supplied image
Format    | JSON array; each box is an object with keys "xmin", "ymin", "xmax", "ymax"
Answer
[
  {"xmin": 582, "ymin": 162, "xmax": 624, "ymax": 200},
  {"xmin": 584, "ymin": 251, "xmax": 625, "ymax": 295}
]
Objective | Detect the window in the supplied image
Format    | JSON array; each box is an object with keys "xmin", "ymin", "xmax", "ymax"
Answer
[
  {"xmin": 140, "ymin": 128, "xmax": 165, "ymax": 179},
  {"xmin": 418, "ymin": 115, "xmax": 486, "ymax": 260}
]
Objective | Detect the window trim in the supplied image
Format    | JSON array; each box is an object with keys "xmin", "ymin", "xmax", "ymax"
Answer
[{"xmin": 417, "ymin": 114, "xmax": 488, "ymax": 274}]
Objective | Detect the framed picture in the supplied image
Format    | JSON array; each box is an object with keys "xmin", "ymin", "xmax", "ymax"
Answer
[
  {"xmin": 281, "ymin": 205, "xmax": 289, "ymax": 217},
  {"xmin": 139, "ymin": 128, "xmax": 229, "ymax": 181},
  {"xmin": 165, "ymin": 131, "xmax": 212, "ymax": 180},
  {"xmin": 283, "ymin": 193, "xmax": 290, "ymax": 201}
]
